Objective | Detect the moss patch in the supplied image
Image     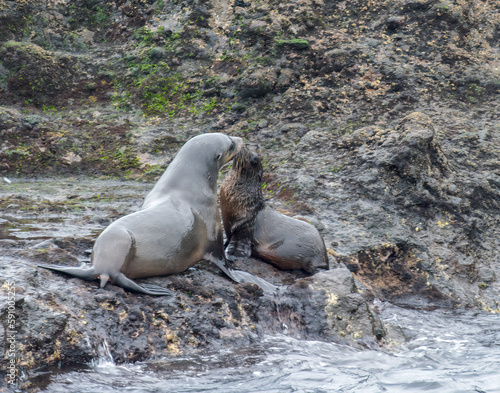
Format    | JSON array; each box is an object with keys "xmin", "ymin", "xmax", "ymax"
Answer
[{"xmin": 276, "ymin": 38, "xmax": 310, "ymax": 50}]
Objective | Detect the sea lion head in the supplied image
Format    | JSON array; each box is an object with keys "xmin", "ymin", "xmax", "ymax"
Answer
[
  {"xmin": 220, "ymin": 147, "xmax": 265, "ymax": 241},
  {"xmin": 216, "ymin": 133, "xmax": 244, "ymax": 169},
  {"xmin": 232, "ymin": 146, "xmax": 263, "ymax": 183},
  {"xmin": 182, "ymin": 133, "xmax": 244, "ymax": 171}
]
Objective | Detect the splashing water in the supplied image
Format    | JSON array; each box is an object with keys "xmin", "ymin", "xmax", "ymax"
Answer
[
  {"xmin": 33, "ymin": 303, "xmax": 499, "ymax": 393},
  {"xmin": 90, "ymin": 339, "xmax": 115, "ymax": 370}
]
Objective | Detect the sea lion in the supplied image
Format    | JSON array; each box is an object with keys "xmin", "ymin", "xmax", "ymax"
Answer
[
  {"xmin": 220, "ymin": 148, "xmax": 329, "ymax": 274},
  {"xmin": 39, "ymin": 133, "xmax": 244, "ymax": 295}
]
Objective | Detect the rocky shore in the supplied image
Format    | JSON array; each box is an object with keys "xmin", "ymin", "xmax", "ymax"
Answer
[{"xmin": 1, "ymin": 0, "xmax": 499, "ymax": 390}]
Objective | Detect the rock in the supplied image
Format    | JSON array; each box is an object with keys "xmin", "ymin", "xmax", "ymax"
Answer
[
  {"xmin": 149, "ymin": 46, "xmax": 167, "ymax": 60},
  {"xmin": 0, "ymin": 107, "xmax": 24, "ymax": 130},
  {"xmin": 0, "ymin": 41, "xmax": 82, "ymax": 105},
  {"xmin": 258, "ymin": 119, "xmax": 268, "ymax": 128},
  {"xmin": 386, "ymin": 16, "xmax": 405, "ymax": 31},
  {"xmin": 477, "ymin": 267, "xmax": 496, "ymax": 283},
  {"xmin": 338, "ymin": 126, "xmax": 380, "ymax": 149},
  {"xmin": 287, "ymin": 268, "xmax": 386, "ymax": 344},
  {"xmin": 293, "ymin": 172, "xmax": 316, "ymax": 195},
  {"xmin": 279, "ymin": 123, "xmax": 308, "ymax": 139},
  {"xmin": 76, "ymin": 28, "xmax": 95, "ymax": 45},
  {"xmin": 238, "ymin": 67, "xmax": 277, "ymax": 98},
  {"xmin": 0, "ymin": 238, "xmax": 389, "ymax": 378},
  {"xmin": 298, "ymin": 131, "xmax": 332, "ymax": 152},
  {"xmin": 276, "ymin": 68, "xmax": 295, "ymax": 89},
  {"xmin": 377, "ymin": 112, "xmax": 449, "ymax": 181}
]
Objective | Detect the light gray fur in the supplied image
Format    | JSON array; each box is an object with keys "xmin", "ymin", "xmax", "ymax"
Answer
[{"xmin": 39, "ymin": 133, "xmax": 243, "ymax": 296}]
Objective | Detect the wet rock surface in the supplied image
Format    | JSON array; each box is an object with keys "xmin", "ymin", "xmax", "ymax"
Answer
[
  {"xmin": 0, "ymin": 0, "xmax": 499, "ymax": 389},
  {"xmin": 0, "ymin": 179, "xmax": 390, "ymax": 391}
]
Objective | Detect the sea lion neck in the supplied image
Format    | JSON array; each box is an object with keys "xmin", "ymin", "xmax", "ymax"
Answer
[{"xmin": 142, "ymin": 156, "xmax": 217, "ymax": 209}]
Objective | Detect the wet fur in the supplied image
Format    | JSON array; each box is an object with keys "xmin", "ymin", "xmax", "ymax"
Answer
[
  {"xmin": 220, "ymin": 147, "xmax": 264, "ymax": 249},
  {"xmin": 221, "ymin": 148, "xmax": 329, "ymax": 274}
]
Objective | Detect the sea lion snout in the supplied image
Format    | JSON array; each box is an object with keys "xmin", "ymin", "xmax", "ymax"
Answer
[
  {"xmin": 232, "ymin": 136, "xmax": 244, "ymax": 150},
  {"xmin": 250, "ymin": 153, "xmax": 259, "ymax": 166},
  {"xmin": 223, "ymin": 136, "xmax": 244, "ymax": 165}
]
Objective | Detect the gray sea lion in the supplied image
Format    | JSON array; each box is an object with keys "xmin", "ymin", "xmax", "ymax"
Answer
[
  {"xmin": 220, "ymin": 148, "xmax": 329, "ymax": 274},
  {"xmin": 39, "ymin": 133, "xmax": 244, "ymax": 295}
]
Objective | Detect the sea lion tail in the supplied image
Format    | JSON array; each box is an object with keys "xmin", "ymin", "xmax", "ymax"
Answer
[
  {"xmin": 37, "ymin": 264, "xmax": 98, "ymax": 281},
  {"xmin": 100, "ymin": 273, "xmax": 110, "ymax": 288}
]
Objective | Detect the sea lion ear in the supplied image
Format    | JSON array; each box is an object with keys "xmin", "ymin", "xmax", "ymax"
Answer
[{"xmin": 216, "ymin": 153, "xmax": 222, "ymax": 161}]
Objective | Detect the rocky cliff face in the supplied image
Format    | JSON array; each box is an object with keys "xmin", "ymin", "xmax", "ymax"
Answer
[{"xmin": 0, "ymin": 0, "xmax": 499, "ymax": 386}]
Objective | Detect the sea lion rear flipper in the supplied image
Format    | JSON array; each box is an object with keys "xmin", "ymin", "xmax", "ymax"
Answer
[
  {"xmin": 38, "ymin": 264, "xmax": 98, "ymax": 280},
  {"xmin": 113, "ymin": 273, "xmax": 174, "ymax": 296}
]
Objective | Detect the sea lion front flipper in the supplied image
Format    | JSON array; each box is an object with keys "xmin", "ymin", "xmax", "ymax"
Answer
[
  {"xmin": 204, "ymin": 253, "xmax": 279, "ymax": 294},
  {"xmin": 113, "ymin": 273, "xmax": 174, "ymax": 296},
  {"xmin": 226, "ymin": 269, "xmax": 280, "ymax": 295},
  {"xmin": 205, "ymin": 254, "xmax": 240, "ymax": 282},
  {"xmin": 230, "ymin": 216, "xmax": 254, "ymax": 233},
  {"xmin": 225, "ymin": 237, "xmax": 252, "ymax": 261}
]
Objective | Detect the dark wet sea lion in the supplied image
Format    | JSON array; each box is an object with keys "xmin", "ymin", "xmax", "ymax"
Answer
[
  {"xmin": 220, "ymin": 148, "xmax": 329, "ymax": 274},
  {"xmin": 39, "ymin": 133, "xmax": 244, "ymax": 295}
]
